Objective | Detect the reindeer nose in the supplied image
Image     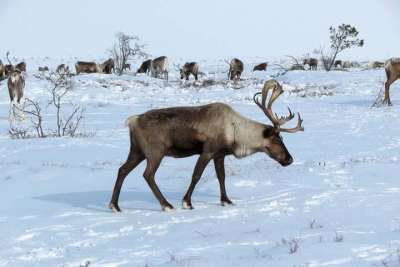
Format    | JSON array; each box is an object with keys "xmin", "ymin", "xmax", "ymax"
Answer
[{"xmin": 281, "ymin": 156, "xmax": 293, "ymax": 166}]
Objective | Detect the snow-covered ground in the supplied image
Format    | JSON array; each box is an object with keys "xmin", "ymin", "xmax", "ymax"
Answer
[{"xmin": 0, "ymin": 58, "xmax": 399, "ymax": 267}]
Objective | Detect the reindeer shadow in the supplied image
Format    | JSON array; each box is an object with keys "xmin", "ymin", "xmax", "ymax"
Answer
[{"xmin": 34, "ymin": 189, "xmax": 219, "ymax": 213}]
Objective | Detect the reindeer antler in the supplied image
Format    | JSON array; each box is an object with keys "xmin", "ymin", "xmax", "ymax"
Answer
[{"xmin": 253, "ymin": 80, "xmax": 304, "ymax": 133}]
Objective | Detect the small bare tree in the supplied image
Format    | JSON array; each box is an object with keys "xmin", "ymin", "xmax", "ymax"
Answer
[
  {"xmin": 317, "ymin": 24, "xmax": 364, "ymax": 71},
  {"xmin": 110, "ymin": 32, "xmax": 148, "ymax": 76},
  {"xmin": 12, "ymin": 98, "xmax": 46, "ymax": 138},
  {"xmin": 37, "ymin": 70, "xmax": 86, "ymax": 137}
]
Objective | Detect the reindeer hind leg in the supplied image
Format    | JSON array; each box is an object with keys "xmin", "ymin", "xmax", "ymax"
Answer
[{"xmin": 109, "ymin": 149, "xmax": 145, "ymax": 212}]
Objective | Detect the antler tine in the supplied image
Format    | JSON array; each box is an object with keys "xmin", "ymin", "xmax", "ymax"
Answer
[
  {"xmin": 275, "ymin": 107, "xmax": 295, "ymax": 125},
  {"xmin": 279, "ymin": 113, "xmax": 304, "ymax": 133}
]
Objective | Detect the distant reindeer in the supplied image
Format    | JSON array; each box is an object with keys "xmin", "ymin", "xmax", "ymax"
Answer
[
  {"xmin": 0, "ymin": 62, "xmax": 5, "ymax": 79},
  {"xmin": 101, "ymin": 58, "xmax": 115, "ymax": 74},
  {"xmin": 383, "ymin": 58, "xmax": 400, "ymax": 106},
  {"xmin": 180, "ymin": 62, "xmax": 199, "ymax": 81},
  {"xmin": 5, "ymin": 64, "xmax": 14, "ymax": 77},
  {"xmin": 123, "ymin": 63, "xmax": 131, "ymax": 71},
  {"xmin": 342, "ymin": 61, "xmax": 352, "ymax": 69},
  {"xmin": 15, "ymin": 62, "xmax": 26, "ymax": 72},
  {"xmin": 253, "ymin": 62, "xmax": 267, "ymax": 71},
  {"xmin": 150, "ymin": 56, "xmax": 168, "ymax": 80},
  {"xmin": 333, "ymin": 60, "xmax": 342, "ymax": 68},
  {"xmin": 371, "ymin": 61, "xmax": 385, "ymax": 69},
  {"xmin": 56, "ymin": 64, "xmax": 69, "ymax": 73},
  {"xmin": 38, "ymin": 66, "xmax": 49, "ymax": 72},
  {"xmin": 8, "ymin": 70, "xmax": 25, "ymax": 103},
  {"xmin": 137, "ymin": 59, "xmax": 152, "ymax": 74},
  {"xmin": 109, "ymin": 79, "xmax": 304, "ymax": 212},
  {"xmin": 75, "ymin": 61, "xmax": 101, "ymax": 75},
  {"xmin": 228, "ymin": 58, "xmax": 244, "ymax": 80},
  {"xmin": 303, "ymin": 58, "xmax": 318, "ymax": 70}
]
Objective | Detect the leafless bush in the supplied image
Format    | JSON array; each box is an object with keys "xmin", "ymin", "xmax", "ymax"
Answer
[
  {"xmin": 110, "ymin": 32, "xmax": 148, "ymax": 75},
  {"xmin": 333, "ymin": 231, "xmax": 344, "ymax": 242},
  {"xmin": 309, "ymin": 219, "xmax": 323, "ymax": 229},
  {"xmin": 40, "ymin": 70, "xmax": 85, "ymax": 137},
  {"xmin": 10, "ymin": 70, "xmax": 87, "ymax": 139},
  {"xmin": 8, "ymin": 122, "xmax": 29, "ymax": 139},
  {"xmin": 282, "ymin": 238, "xmax": 300, "ymax": 254},
  {"xmin": 78, "ymin": 261, "xmax": 91, "ymax": 267},
  {"xmin": 372, "ymin": 84, "xmax": 386, "ymax": 107},
  {"xmin": 12, "ymin": 98, "xmax": 46, "ymax": 138},
  {"xmin": 166, "ymin": 252, "xmax": 194, "ymax": 267}
]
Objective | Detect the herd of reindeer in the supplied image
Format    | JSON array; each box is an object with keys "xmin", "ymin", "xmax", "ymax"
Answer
[
  {"xmin": 1, "ymin": 54, "xmax": 400, "ymax": 212},
  {"xmin": 1, "ymin": 55, "xmax": 400, "ymax": 105}
]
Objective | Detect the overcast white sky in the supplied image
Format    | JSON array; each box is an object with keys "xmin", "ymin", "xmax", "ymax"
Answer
[{"xmin": 0, "ymin": 0, "xmax": 399, "ymax": 61}]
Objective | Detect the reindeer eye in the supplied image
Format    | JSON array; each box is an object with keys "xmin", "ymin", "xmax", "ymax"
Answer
[{"xmin": 263, "ymin": 128, "xmax": 274, "ymax": 138}]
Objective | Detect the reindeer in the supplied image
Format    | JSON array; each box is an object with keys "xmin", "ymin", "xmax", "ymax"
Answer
[
  {"xmin": 228, "ymin": 58, "xmax": 244, "ymax": 80},
  {"xmin": 180, "ymin": 62, "xmax": 199, "ymax": 81},
  {"xmin": 56, "ymin": 64, "xmax": 69, "ymax": 74},
  {"xmin": 150, "ymin": 56, "xmax": 169, "ymax": 80},
  {"xmin": 303, "ymin": 58, "xmax": 318, "ymax": 70},
  {"xmin": 8, "ymin": 70, "xmax": 25, "ymax": 103},
  {"xmin": 75, "ymin": 61, "xmax": 101, "ymax": 75},
  {"xmin": 38, "ymin": 66, "xmax": 49, "ymax": 72},
  {"xmin": 137, "ymin": 59, "xmax": 152, "ymax": 74},
  {"xmin": 100, "ymin": 58, "xmax": 115, "ymax": 74},
  {"xmin": 109, "ymin": 79, "xmax": 304, "ymax": 212},
  {"xmin": 383, "ymin": 58, "xmax": 400, "ymax": 106},
  {"xmin": 0, "ymin": 62, "xmax": 5, "ymax": 79},
  {"xmin": 4, "ymin": 64, "xmax": 14, "ymax": 77},
  {"xmin": 123, "ymin": 63, "xmax": 131, "ymax": 71},
  {"xmin": 371, "ymin": 61, "xmax": 385, "ymax": 69},
  {"xmin": 333, "ymin": 60, "xmax": 342, "ymax": 68},
  {"xmin": 15, "ymin": 62, "xmax": 26, "ymax": 72},
  {"xmin": 253, "ymin": 62, "xmax": 267, "ymax": 71}
]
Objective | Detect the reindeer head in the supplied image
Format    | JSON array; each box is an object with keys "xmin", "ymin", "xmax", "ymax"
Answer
[{"xmin": 253, "ymin": 80, "xmax": 304, "ymax": 166}]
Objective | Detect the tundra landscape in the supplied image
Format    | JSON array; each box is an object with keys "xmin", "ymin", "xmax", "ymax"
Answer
[{"xmin": 0, "ymin": 1, "xmax": 399, "ymax": 267}]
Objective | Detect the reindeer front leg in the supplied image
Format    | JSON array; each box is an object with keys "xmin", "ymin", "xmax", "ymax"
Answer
[
  {"xmin": 214, "ymin": 156, "xmax": 233, "ymax": 206},
  {"xmin": 384, "ymin": 77, "xmax": 396, "ymax": 106},
  {"xmin": 182, "ymin": 153, "xmax": 212, "ymax": 209}
]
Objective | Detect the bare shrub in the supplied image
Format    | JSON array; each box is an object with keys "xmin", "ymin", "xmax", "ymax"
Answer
[
  {"xmin": 310, "ymin": 219, "xmax": 323, "ymax": 229},
  {"xmin": 40, "ymin": 70, "xmax": 85, "ymax": 137},
  {"xmin": 110, "ymin": 32, "xmax": 148, "ymax": 76},
  {"xmin": 333, "ymin": 231, "xmax": 344, "ymax": 242},
  {"xmin": 10, "ymin": 70, "xmax": 88, "ymax": 139},
  {"xmin": 282, "ymin": 238, "xmax": 300, "ymax": 254},
  {"xmin": 8, "ymin": 122, "xmax": 29, "ymax": 139},
  {"xmin": 12, "ymin": 98, "xmax": 45, "ymax": 138}
]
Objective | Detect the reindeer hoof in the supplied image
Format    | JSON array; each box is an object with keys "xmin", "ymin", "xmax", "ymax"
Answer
[
  {"xmin": 182, "ymin": 201, "xmax": 193, "ymax": 210},
  {"xmin": 109, "ymin": 203, "xmax": 121, "ymax": 213},
  {"xmin": 221, "ymin": 199, "xmax": 234, "ymax": 206},
  {"xmin": 162, "ymin": 204, "xmax": 175, "ymax": 212}
]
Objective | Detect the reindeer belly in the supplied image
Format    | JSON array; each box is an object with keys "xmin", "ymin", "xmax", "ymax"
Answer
[
  {"xmin": 165, "ymin": 128, "xmax": 205, "ymax": 158},
  {"xmin": 166, "ymin": 138, "xmax": 204, "ymax": 158}
]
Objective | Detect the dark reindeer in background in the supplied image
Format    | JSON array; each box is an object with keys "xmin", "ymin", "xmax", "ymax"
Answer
[
  {"xmin": 137, "ymin": 59, "xmax": 152, "ymax": 74},
  {"xmin": 303, "ymin": 58, "xmax": 318, "ymax": 70},
  {"xmin": 8, "ymin": 70, "xmax": 25, "ymax": 103},
  {"xmin": 228, "ymin": 58, "xmax": 244, "ymax": 80},
  {"xmin": 150, "ymin": 56, "xmax": 169, "ymax": 80},
  {"xmin": 180, "ymin": 62, "xmax": 199, "ymax": 81},
  {"xmin": 253, "ymin": 62, "xmax": 267, "ymax": 71},
  {"xmin": 109, "ymin": 80, "xmax": 304, "ymax": 212}
]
